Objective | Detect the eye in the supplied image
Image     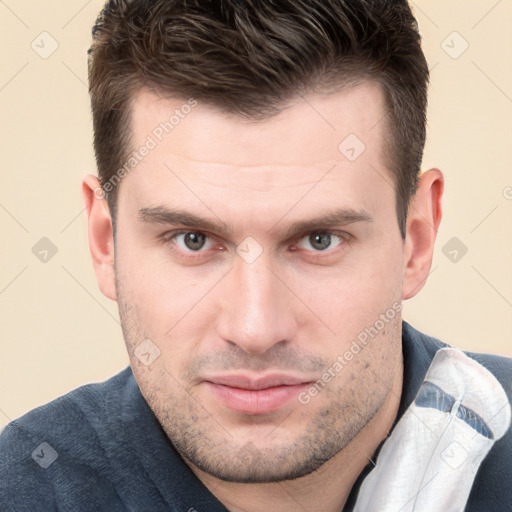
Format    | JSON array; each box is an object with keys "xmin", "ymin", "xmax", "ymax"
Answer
[
  {"xmin": 295, "ymin": 232, "xmax": 345, "ymax": 252},
  {"xmin": 171, "ymin": 231, "xmax": 213, "ymax": 252}
]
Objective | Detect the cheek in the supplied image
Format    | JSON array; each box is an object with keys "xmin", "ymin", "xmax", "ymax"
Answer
[
  {"xmin": 116, "ymin": 235, "xmax": 202, "ymax": 321},
  {"xmin": 288, "ymin": 242, "xmax": 403, "ymax": 345},
  {"xmin": 115, "ymin": 245, "xmax": 221, "ymax": 371}
]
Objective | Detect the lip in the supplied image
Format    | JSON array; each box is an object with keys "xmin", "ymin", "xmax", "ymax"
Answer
[{"xmin": 203, "ymin": 374, "xmax": 313, "ymax": 415}]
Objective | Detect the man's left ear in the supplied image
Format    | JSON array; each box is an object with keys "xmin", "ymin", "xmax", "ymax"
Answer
[{"xmin": 402, "ymin": 168, "xmax": 444, "ymax": 300}]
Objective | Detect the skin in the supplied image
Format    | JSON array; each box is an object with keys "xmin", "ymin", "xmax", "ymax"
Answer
[{"xmin": 83, "ymin": 81, "xmax": 443, "ymax": 511}]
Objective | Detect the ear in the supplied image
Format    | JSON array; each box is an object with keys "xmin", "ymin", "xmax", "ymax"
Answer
[
  {"xmin": 402, "ymin": 169, "xmax": 444, "ymax": 300},
  {"xmin": 82, "ymin": 174, "xmax": 117, "ymax": 301}
]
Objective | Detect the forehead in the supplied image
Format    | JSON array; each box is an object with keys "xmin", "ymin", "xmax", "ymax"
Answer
[
  {"xmin": 118, "ymin": 83, "xmax": 392, "ymax": 228},
  {"xmin": 129, "ymin": 81, "xmax": 387, "ymax": 166}
]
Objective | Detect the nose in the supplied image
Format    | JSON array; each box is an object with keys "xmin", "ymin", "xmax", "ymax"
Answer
[{"xmin": 215, "ymin": 252, "xmax": 298, "ymax": 355}]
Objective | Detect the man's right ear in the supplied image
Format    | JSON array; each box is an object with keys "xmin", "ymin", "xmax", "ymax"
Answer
[{"xmin": 82, "ymin": 174, "xmax": 117, "ymax": 301}]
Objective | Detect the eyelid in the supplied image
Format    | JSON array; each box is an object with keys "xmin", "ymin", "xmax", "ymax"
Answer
[
  {"xmin": 161, "ymin": 229, "xmax": 210, "ymax": 239},
  {"xmin": 170, "ymin": 229, "xmax": 211, "ymax": 239},
  {"xmin": 296, "ymin": 228, "xmax": 348, "ymax": 239}
]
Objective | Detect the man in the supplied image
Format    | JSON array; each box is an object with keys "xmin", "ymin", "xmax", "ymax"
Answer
[{"xmin": 1, "ymin": 0, "xmax": 511, "ymax": 510}]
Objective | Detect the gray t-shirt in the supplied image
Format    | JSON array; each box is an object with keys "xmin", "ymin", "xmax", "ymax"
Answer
[{"xmin": 1, "ymin": 322, "xmax": 511, "ymax": 511}]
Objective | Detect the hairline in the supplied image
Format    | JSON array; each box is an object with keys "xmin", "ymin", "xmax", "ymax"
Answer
[{"xmin": 105, "ymin": 77, "xmax": 404, "ymax": 238}]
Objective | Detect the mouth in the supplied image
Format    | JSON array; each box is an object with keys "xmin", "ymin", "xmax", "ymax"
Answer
[{"xmin": 203, "ymin": 374, "xmax": 313, "ymax": 415}]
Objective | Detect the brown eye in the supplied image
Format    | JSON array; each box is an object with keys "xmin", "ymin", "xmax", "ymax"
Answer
[
  {"xmin": 182, "ymin": 232, "xmax": 207, "ymax": 251},
  {"xmin": 169, "ymin": 231, "xmax": 212, "ymax": 252}
]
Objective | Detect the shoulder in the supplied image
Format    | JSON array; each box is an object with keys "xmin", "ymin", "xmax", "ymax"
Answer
[
  {"xmin": 464, "ymin": 349, "xmax": 512, "ymax": 396},
  {"xmin": 0, "ymin": 368, "xmax": 133, "ymax": 511},
  {"xmin": 461, "ymin": 348, "xmax": 512, "ymax": 510},
  {"xmin": 402, "ymin": 321, "xmax": 512, "ymax": 395}
]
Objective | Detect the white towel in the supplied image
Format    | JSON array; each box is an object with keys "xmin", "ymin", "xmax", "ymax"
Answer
[{"xmin": 353, "ymin": 348, "xmax": 511, "ymax": 512}]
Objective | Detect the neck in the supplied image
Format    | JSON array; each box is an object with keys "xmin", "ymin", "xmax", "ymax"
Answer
[{"xmin": 189, "ymin": 352, "xmax": 403, "ymax": 512}]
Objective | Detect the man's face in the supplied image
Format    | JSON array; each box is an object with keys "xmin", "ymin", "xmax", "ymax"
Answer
[{"xmin": 114, "ymin": 82, "xmax": 405, "ymax": 482}]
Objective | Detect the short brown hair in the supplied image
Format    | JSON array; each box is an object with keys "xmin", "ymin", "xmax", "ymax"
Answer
[{"xmin": 88, "ymin": 0, "xmax": 429, "ymax": 237}]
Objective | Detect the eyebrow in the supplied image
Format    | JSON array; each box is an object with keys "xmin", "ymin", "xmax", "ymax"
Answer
[
  {"xmin": 138, "ymin": 206, "xmax": 372, "ymax": 238},
  {"xmin": 138, "ymin": 207, "xmax": 232, "ymax": 234},
  {"xmin": 282, "ymin": 208, "xmax": 373, "ymax": 238}
]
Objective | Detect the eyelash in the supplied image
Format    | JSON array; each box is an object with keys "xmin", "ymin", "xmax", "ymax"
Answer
[{"xmin": 161, "ymin": 229, "xmax": 351, "ymax": 261}]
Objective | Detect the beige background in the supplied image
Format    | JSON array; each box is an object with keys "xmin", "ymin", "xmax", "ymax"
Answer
[{"xmin": 1, "ymin": 0, "xmax": 511, "ymax": 426}]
